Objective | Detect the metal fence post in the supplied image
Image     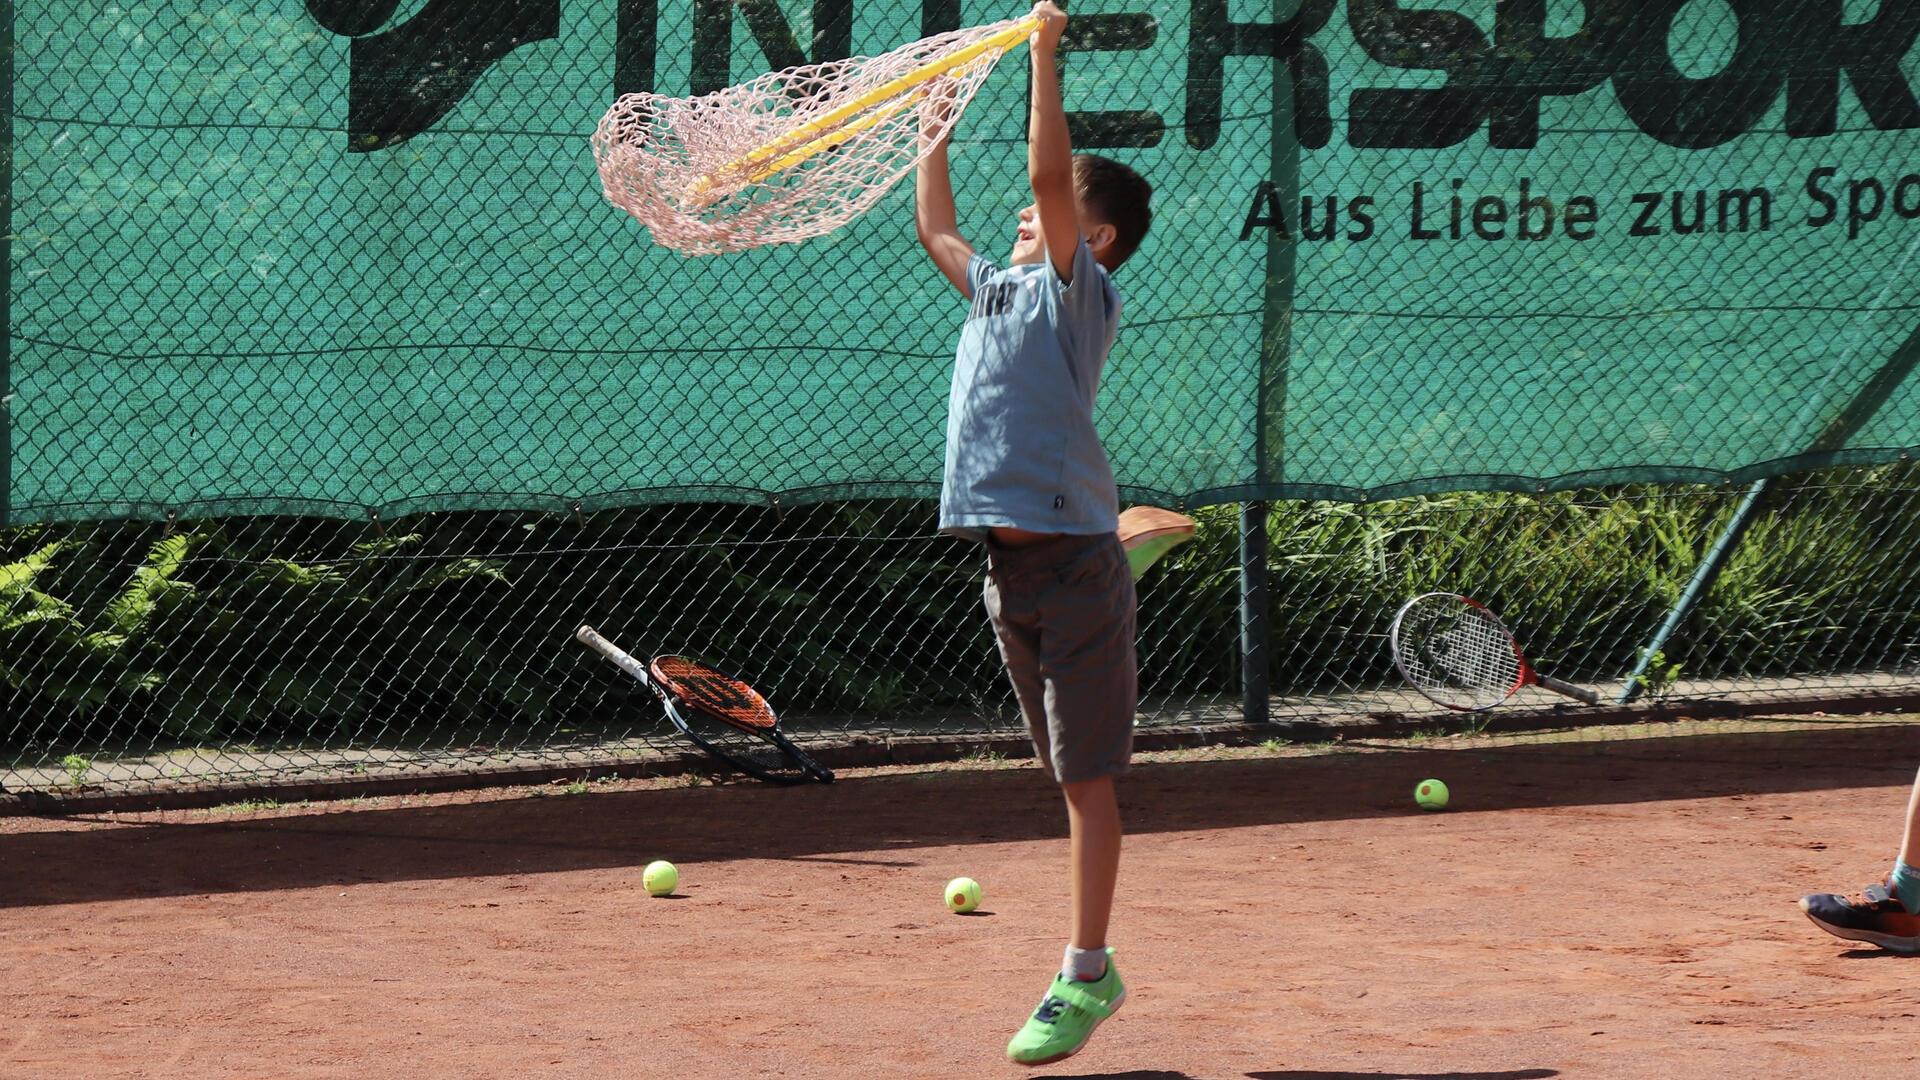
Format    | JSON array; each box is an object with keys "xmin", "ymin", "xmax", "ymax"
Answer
[
  {"xmin": 1240, "ymin": 501, "xmax": 1270, "ymax": 724},
  {"xmin": 1236, "ymin": 0, "xmax": 1300, "ymax": 729},
  {"xmin": 1, "ymin": 0, "xmax": 13, "ymax": 530},
  {"xmin": 1618, "ymin": 246, "xmax": 1920, "ymax": 704},
  {"xmin": 1616, "ymin": 479, "xmax": 1769, "ymax": 703}
]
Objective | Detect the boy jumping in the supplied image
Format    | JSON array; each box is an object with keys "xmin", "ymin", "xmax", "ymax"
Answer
[{"xmin": 913, "ymin": 2, "xmax": 1154, "ymax": 1065}]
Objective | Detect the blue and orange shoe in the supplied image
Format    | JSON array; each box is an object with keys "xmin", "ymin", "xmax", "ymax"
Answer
[
  {"xmin": 1005, "ymin": 949, "xmax": 1126, "ymax": 1066},
  {"xmin": 1799, "ymin": 879, "xmax": 1920, "ymax": 954}
]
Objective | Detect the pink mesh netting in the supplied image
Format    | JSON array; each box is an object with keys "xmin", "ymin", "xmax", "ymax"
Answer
[{"xmin": 592, "ymin": 19, "xmax": 1031, "ymax": 255}]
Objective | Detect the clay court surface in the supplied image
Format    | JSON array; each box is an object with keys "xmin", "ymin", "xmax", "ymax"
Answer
[{"xmin": 4, "ymin": 716, "xmax": 1918, "ymax": 1079}]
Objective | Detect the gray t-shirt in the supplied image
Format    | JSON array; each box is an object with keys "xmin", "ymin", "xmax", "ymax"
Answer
[{"xmin": 939, "ymin": 239, "xmax": 1122, "ymax": 542}]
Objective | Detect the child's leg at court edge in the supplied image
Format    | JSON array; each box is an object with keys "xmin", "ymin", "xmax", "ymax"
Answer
[
  {"xmin": 1799, "ymin": 766, "xmax": 1920, "ymax": 953},
  {"xmin": 1065, "ymin": 775, "xmax": 1122, "ymax": 971},
  {"xmin": 1894, "ymin": 768, "xmax": 1920, "ymax": 904}
]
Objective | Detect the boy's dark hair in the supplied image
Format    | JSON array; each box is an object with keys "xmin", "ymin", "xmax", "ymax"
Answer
[{"xmin": 1072, "ymin": 154, "xmax": 1153, "ymax": 268}]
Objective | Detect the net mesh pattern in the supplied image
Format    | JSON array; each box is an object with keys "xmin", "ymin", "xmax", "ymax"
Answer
[
  {"xmin": 4, "ymin": 5, "xmax": 1919, "ymax": 804},
  {"xmin": 8, "ymin": 471, "xmax": 1920, "ymax": 804},
  {"xmin": 6, "ymin": 2, "xmax": 1916, "ymax": 524},
  {"xmin": 593, "ymin": 20, "xmax": 1026, "ymax": 255}
]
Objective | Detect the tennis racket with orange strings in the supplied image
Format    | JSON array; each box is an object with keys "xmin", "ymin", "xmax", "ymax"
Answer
[{"xmin": 576, "ymin": 625, "xmax": 833, "ymax": 784}]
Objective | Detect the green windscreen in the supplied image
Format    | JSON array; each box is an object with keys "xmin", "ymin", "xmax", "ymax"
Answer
[{"xmin": 7, "ymin": 1, "xmax": 1918, "ymax": 524}]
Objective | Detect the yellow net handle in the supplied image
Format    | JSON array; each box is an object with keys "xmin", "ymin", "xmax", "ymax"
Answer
[
  {"xmin": 699, "ymin": 15, "xmax": 1040, "ymax": 196},
  {"xmin": 734, "ymin": 88, "xmax": 930, "ymax": 187}
]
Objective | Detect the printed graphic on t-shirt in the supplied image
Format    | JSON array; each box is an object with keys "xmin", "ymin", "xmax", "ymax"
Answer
[{"xmin": 968, "ymin": 280, "xmax": 1019, "ymax": 321}]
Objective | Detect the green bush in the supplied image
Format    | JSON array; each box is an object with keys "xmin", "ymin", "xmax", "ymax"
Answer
[{"xmin": 4, "ymin": 464, "xmax": 1917, "ymax": 752}]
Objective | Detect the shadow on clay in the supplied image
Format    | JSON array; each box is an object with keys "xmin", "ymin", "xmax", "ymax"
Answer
[
  {"xmin": 1249, "ymin": 1070, "xmax": 1558, "ymax": 1079},
  {"xmin": 6, "ymin": 721, "xmax": 1913, "ymax": 909}
]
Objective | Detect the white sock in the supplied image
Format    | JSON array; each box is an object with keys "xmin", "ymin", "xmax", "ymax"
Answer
[{"xmin": 1063, "ymin": 945, "xmax": 1108, "ymax": 982}]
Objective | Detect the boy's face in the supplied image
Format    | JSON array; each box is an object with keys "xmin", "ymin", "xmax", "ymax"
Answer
[
  {"xmin": 1008, "ymin": 203, "xmax": 1050, "ymax": 265},
  {"xmin": 1008, "ymin": 198, "xmax": 1115, "ymax": 267}
]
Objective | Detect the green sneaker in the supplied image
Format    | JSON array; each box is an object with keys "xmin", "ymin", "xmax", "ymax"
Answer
[{"xmin": 1005, "ymin": 949, "xmax": 1126, "ymax": 1066}]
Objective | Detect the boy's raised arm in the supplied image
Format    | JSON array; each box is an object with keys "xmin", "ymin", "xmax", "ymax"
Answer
[
  {"xmin": 915, "ymin": 84, "xmax": 976, "ymax": 297},
  {"xmin": 1026, "ymin": 3, "xmax": 1077, "ymax": 285}
]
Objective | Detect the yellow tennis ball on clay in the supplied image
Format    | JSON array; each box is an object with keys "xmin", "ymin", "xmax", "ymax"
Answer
[
  {"xmin": 945, "ymin": 876, "xmax": 982, "ymax": 914},
  {"xmin": 643, "ymin": 860, "xmax": 680, "ymax": 897},
  {"xmin": 1415, "ymin": 779, "xmax": 1450, "ymax": 811}
]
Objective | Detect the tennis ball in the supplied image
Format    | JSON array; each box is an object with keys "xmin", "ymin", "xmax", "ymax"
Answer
[
  {"xmin": 1415, "ymin": 779, "xmax": 1450, "ymax": 811},
  {"xmin": 643, "ymin": 860, "xmax": 680, "ymax": 897},
  {"xmin": 945, "ymin": 876, "xmax": 982, "ymax": 914}
]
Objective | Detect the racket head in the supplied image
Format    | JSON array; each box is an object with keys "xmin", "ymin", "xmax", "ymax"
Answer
[
  {"xmin": 648, "ymin": 654, "xmax": 834, "ymax": 784},
  {"xmin": 576, "ymin": 629, "xmax": 829, "ymax": 784},
  {"xmin": 649, "ymin": 655, "xmax": 777, "ymax": 732},
  {"xmin": 1389, "ymin": 593, "xmax": 1526, "ymax": 712}
]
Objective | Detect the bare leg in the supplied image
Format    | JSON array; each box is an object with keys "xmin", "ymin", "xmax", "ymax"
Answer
[
  {"xmin": 1798, "ymin": 768, "xmax": 1920, "ymax": 947},
  {"xmin": 1897, "ymin": 768, "xmax": 1920, "ymax": 868},
  {"xmin": 1063, "ymin": 775, "xmax": 1121, "ymax": 952}
]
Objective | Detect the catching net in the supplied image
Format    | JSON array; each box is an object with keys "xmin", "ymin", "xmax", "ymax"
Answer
[{"xmin": 592, "ymin": 18, "xmax": 1035, "ymax": 255}]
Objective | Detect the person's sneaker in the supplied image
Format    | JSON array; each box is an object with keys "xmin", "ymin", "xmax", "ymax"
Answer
[
  {"xmin": 1799, "ymin": 880, "xmax": 1920, "ymax": 954},
  {"xmin": 1006, "ymin": 949, "xmax": 1126, "ymax": 1066}
]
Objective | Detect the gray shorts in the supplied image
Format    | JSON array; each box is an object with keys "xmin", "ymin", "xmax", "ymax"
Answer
[{"xmin": 983, "ymin": 532, "xmax": 1138, "ymax": 784}]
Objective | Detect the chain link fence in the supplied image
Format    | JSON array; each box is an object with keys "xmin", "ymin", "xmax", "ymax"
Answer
[
  {"xmin": 4, "ymin": 6, "xmax": 1919, "ymax": 803},
  {"xmin": 8, "ymin": 3, "xmax": 1918, "ymax": 526},
  {"xmin": 6, "ymin": 463, "xmax": 1917, "ymax": 802}
]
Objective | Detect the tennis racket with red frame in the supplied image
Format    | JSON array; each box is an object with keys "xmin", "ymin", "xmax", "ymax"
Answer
[
  {"xmin": 576, "ymin": 625, "xmax": 833, "ymax": 784},
  {"xmin": 1389, "ymin": 593, "xmax": 1599, "ymax": 711}
]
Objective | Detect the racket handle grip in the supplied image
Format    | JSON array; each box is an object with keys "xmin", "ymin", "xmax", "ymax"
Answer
[
  {"xmin": 1537, "ymin": 674, "xmax": 1599, "ymax": 705},
  {"xmin": 576, "ymin": 625, "xmax": 653, "ymax": 688}
]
